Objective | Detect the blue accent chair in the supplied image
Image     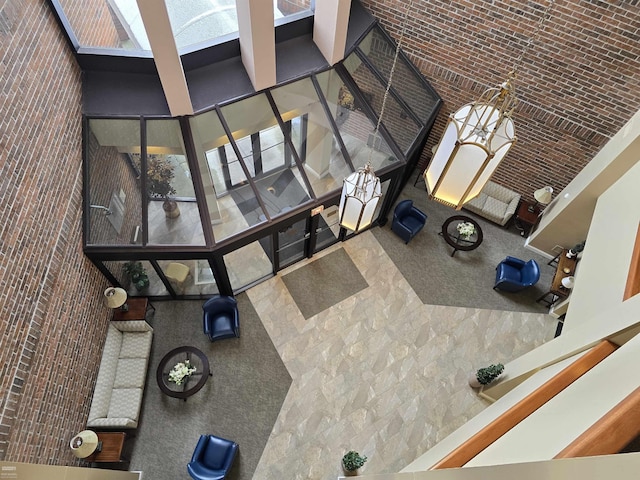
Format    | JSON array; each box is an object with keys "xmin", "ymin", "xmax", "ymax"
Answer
[
  {"xmin": 494, "ymin": 257, "xmax": 541, "ymax": 292},
  {"xmin": 187, "ymin": 434, "xmax": 239, "ymax": 480},
  {"xmin": 391, "ymin": 199, "xmax": 428, "ymax": 244},
  {"xmin": 203, "ymin": 295, "xmax": 240, "ymax": 342}
]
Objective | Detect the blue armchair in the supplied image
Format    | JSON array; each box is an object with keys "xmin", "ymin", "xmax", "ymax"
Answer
[
  {"xmin": 187, "ymin": 434, "xmax": 239, "ymax": 480},
  {"xmin": 391, "ymin": 199, "xmax": 428, "ymax": 244},
  {"xmin": 494, "ymin": 257, "xmax": 541, "ymax": 292},
  {"xmin": 203, "ymin": 295, "xmax": 240, "ymax": 342}
]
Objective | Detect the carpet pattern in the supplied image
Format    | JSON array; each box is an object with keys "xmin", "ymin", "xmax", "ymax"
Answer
[
  {"xmin": 373, "ymin": 183, "xmax": 554, "ymax": 313},
  {"xmin": 127, "ymin": 295, "xmax": 292, "ymax": 480},
  {"xmin": 281, "ymin": 248, "xmax": 369, "ymax": 319}
]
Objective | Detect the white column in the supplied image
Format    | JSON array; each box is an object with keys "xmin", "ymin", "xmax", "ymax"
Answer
[
  {"xmin": 136, "ymin": 0, "xmax": 193, "ymax": 116},
  {"xmin": 313, "ymin": 0, "xmax": 352, "ymax": 65},
  {"xmin": 236, "ymin": 0, "xmax": 276, "ymax": 92}
]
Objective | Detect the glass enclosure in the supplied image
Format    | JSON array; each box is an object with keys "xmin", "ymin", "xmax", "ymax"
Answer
[{"xmin": 83, "ymin": 17, "xmax": 442, "ymax": 299}]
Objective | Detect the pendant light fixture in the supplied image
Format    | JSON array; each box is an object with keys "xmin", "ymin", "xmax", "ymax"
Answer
[
  {"xmin": 424, "ymin": 0, "xmax": 555, "ymax": 210},
  {"xmin": 339, "ymin": 0, "xmax": 415, "ymax": 232}
]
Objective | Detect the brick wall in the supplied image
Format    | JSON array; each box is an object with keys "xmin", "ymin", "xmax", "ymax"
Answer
[
  {"xmin": 276, "ymin": 0, "xmax": 311, "ymax": 16},
  {"xmin": 0, "ymin": 0, "xmax": 110, "ymax": 464},
  {"xmin": 59, "ymin": 0, "xmax": 121, "ymax": 47},
  {"xmin": 362, "ymin": 0, "xmax": 640, "ymax": 203}
]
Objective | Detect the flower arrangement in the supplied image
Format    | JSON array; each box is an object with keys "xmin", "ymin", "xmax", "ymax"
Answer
[
  {"xmin": 338, "ymin": 86, "xmax": 356, "ymax": 111},
  {"xmin": 456, "ymin": 221, "xmax": 476, "ymax": 239},
  {"xmin": 147, "ymin": 155, "xmax": 176, "ymax": 200},
  {"xmin": 168, "ymin": 360, "xmax": 196, "ymax": 385}
]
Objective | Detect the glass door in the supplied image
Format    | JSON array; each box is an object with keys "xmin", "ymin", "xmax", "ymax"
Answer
[
  {"xmin": 313, "ymin": 205, "xmax": 340, "ymax": 253},
  {"xmin": 277, "ymin": 217, "xmax": 310, "ymax": 269}
]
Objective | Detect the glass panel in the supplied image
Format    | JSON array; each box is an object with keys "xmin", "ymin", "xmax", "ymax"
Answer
[
  {"xmin": 225, "ymin": 238, "xmax": 274, "ymax": 291},
  {"xmin": 271, "ymin": 77, "xmax": 352, "ymax": 198},
  {"xmin": 157, "ymin": 260, "xmax": 219, "ymax": 296},
  {"xmin": 344, "ymin": 50, "xmax": 421, "ymax": 154},
  {"xmin": 166, "ymin": 0, "xmax": 238, "ymax": 51},
  {"xmin": 105, "ymin": 260, "xmax": 169, "ymax": 297},
  {"xmin": 146, "ymin": 119, "xmax": 204, "ymax": 246},
  {"xmin": 88, "ymin": 119, "xmax": 142, "ymax": 245},
  {"xmin": 314, "ymin": 205, "xmax": 340, "ymax": 253},
  {"xmin": 275, "ymin": 0, "xmax": 312, "ymax": 18},
  {"xmin": 316, "ymin": 70, "xmax": 400, "ymax": 172},
  {"xmin": 359, "ymin": 27, "xmax": 438, "ymax": 124},
  {"xmin": 277, "ymin": 218, "xmax": 308, "ymax": 268},
  {"xmin": 220, "ymin": 94, "xmax": 313, "ymax": 228},
  {"xmin": 59, "ymin": 0, "xmax": 150, "ymax": 51}
]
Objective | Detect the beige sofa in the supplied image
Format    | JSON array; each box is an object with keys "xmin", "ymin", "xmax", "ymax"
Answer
[
  {"xmin": 463, "ymin": 181, "xmax": 521, "ymax": 226},
  {"xmin": 87, "ymin": 320, "xmax": 153, "ymax": 429}
]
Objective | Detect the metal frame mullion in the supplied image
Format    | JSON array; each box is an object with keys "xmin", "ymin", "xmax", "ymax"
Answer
[
  {"xmin": 215, "ymin": 106, "xmax": 272, "ymax": 219},
  {"xmin": 251, "ymin": 132, "xmax": 263, "ymax": 175},
  {"xmin": 309, "ymin": 74, "xmax": 355, "ymax": 173},
  {"xmin": 218, "ymin": 146, "xmax": 232, "ymax": 189},
  {"xmin": 149, "ymin": 259, "xmax": 178, "ymax": 297},
  {"xmin": 140, "ymin": 117, "xmax": 149, "ymax": 246},
  {"xmin": 179, "ymin": 117, "xmax": 215, "ymax": 247},
  {"xmin": 353, "ymin": 47, "xmax": 422, "ymax": 128},
  {"xmin": 264, "ymin": 91, "xmax": 316, "ymax": 200}
]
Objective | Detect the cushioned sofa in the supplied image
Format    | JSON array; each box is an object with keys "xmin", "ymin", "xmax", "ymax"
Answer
[
  {"xmin": 87, "ymin": 320, "xmax": 153, "ymax": 429},
  {"xmin": 463, "ymin": 181, "xmax": 521, "ymax": 226}
]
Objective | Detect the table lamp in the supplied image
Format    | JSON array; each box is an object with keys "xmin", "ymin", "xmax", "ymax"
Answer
[
  {"xmin": 104, "ymin": 287, "xmax": 128, "ymax": 311},
  {"xmin": 561, "ymin": 276, "xmax": 575, "ymax": 289},
  {"xmin": 70, "ymin": 430, "xmax": 101, "ymax": 458},
  {"xmin": 529, "ymin": 186, "xmax": 553, "ymax": 212}
]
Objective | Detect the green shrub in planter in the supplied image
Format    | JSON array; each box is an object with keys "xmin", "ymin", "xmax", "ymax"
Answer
[
  {"xmin": 123, "ymin": 261, "xmax": 150, "ymax": 291},
  {"xmin": 342, "ymin": 450, "xmax": 367, "ymax": 472},
  {"xmin": 476, "ymin": 363, "xmax": 504, "ymax": 385}
]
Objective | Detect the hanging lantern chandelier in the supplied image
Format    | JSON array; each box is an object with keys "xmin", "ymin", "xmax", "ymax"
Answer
[
  {"xmin": 424, "ymin": 0, "xmax": 554, "ymax": 210},
  {"xmin": 338, "ymin": 0, "xmax": 414, "ymax": 232}
]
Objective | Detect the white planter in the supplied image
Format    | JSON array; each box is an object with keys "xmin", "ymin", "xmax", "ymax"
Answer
[{"xmin": 468, "ymin": 372, "xmax": 482, "ymax": 388}]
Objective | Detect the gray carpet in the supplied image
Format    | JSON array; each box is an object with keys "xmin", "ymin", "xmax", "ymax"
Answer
[
  {"xmin": 127, "ymin": 295, "xmax": 292, "ymax": 480},
  {"xmin": 282, "ymin": 248, "xmax": 369, "ymax": 319},
  {"xmin": 372, "ymin": 182, "xmax": 554, "ymax": 313}
]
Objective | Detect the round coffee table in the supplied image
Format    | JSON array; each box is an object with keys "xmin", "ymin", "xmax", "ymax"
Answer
[
  {"xmin": 440, "ymin": 215, "xmax": 483, "ymax": 257},
  {"xmin": 156, "ymin": 346, "xmax": 211, "ymax": 401}
]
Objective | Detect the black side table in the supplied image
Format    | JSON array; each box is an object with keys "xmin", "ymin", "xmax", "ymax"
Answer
[{"xmin": 440, "ymin": 215, "xmax": 484, "ymax": 257}]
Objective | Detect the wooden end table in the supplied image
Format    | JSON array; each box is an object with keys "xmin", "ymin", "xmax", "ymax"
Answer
[
  {"xmin": 515, "ymin": 200, "xmax": 541, "ymax": 237},
  {"xmin": 112, "ymin": 297, "xmax": 152, "ymax": 321},
  {"xmin": 86, "ymin": 431, "xmax": 126, "ymax": 463}
]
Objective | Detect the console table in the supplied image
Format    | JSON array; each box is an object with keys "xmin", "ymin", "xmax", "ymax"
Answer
[{"xmin": 536, "ymin": 249, "xmax": 577, "ymax": 307}]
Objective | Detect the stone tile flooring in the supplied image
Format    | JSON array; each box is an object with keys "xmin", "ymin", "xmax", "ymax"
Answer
[{"xmin": 247, "ymin": 231, "xmax": 557, "ymax": 479}]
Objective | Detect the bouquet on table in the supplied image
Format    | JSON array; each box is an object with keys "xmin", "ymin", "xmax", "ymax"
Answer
[
  {"xmin": 168, "ymin": 360, "xmax": 196, "ymax": 385},
  {"xmin": 456, "ymin": 221, "xmax": 476, "ymax": 239}
]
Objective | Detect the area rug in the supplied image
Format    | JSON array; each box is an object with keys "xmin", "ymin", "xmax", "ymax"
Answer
[
  {"xmin": 127, "ymin": 294, "xmax": 292, "ymax": 480},
  {"xmin": 282, "ymin": 248, "xmax": 369, "ymax": 319},
  {"xmin": 372, "ymin": 182, "xmax": 555, "ymax": 313}
]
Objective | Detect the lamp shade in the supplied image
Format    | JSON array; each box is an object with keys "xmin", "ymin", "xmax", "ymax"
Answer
[
  {"xmin": 534, "ymin": 186, "xmax": 553, "ymax": 205},
  {"xmin": 70, "ymin": 430, "xmax": 99, "ymax": 458},
  {"xmin": 424, "ymin": 77, "xmax": 517, "ymax": 209},
  {"xmin": 104, "ymin": 287, "xmax": 127, "ymax": 309},
  {"xmin": 561, "ymin": 276, "xmax": 575, "ymax": 289},
  {"xmin": 339, "ymin": 163, "xmax": 382, "ymax": 232}
]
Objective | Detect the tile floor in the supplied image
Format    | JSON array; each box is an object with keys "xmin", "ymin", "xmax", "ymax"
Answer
[{"xmin": 247, "ymin": 230, "xmax": 557, "ymax": 479}]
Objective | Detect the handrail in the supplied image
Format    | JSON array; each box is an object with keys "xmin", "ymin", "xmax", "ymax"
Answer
[{"xmin": 431, "ymin": 340, "xmax": 618, "ymax": 469}]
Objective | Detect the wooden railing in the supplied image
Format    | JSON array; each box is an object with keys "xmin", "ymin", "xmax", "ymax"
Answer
[{"xmin": 431, "ymin": 340, "xmax": 618, "ymax": 469}]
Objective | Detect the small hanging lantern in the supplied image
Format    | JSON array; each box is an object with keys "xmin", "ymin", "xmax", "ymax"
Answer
[
  {"xmin": 424, "ymin": 75, "xmax": 517, "ymax": 209},
  {"xmin": 339, "ymin": 163, "xmax": 382, "ymax": 232}
]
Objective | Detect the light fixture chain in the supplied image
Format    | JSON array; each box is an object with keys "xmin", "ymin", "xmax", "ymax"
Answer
[
  {"xmin": 513, "ymin": 0, "xmax": 555, "ymax": 74},
  {"xmin": 368, "ymin": 0, "xmax": 415, "ymax": 163}
]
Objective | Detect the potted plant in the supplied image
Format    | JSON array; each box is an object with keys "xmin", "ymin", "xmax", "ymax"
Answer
[
  {"xmin": 566, "ymin": 240, "xmax": 585, "ymax": 258},
  {"xmin": 469, "ymin": 363, "xmax": 504, "ymax": 388},
  {"xmin": 123, "ymin": 261, "xmax": 150, "ymax": 291},
  {"xmin": 147, "ymin": 155, "xmax": 180, "ymax": 218},
  {"xmin": 342, "ymin": 450, "xmax": 367, "ymax": 476}
]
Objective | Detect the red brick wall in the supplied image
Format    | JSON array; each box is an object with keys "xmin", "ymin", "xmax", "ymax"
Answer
[
  {"xmin": 0, "ymin": 0, "xmax": 110, "ymax": 464},
  {"xmin": 59, "ymin": 0, "xmax": 121, "ymax": 47},
  {"xmin": 362, "ymin": 0, "xmax": 640, "ymax": 203},
  {"xmin": 277, "ymin": 0, "xmax": 311, "ymax": 16}
]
